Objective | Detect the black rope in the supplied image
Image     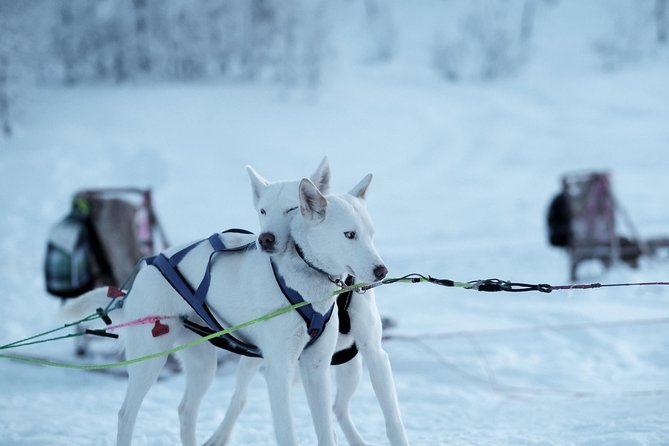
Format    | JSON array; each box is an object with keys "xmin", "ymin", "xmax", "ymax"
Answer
[
  {"xmin": 344, "ymin": 274, "xmax": 669, "ymax": 295},
  {"xmin": 468, "ymin": 279, "xmax": 553, "ymax": 293}
]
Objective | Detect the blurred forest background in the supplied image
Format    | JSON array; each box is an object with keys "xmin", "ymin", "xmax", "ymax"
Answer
[{"xmin": 0, "ymin": 0, "xmax": 668, "ymax": 139}]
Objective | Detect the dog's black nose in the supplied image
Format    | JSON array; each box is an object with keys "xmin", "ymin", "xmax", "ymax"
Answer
[
  {"xmin": 373, "ymin": 265, "xmax": 388, "ymax": 281},
  {"xmin": 258, "ymin": 232, "xmax": 276, "ymax": 251}
]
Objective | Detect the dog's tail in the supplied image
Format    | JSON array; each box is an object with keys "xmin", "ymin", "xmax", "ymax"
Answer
[{"xmin": 60, "ymin": 287, "xmax": 116, "ymax": 322}]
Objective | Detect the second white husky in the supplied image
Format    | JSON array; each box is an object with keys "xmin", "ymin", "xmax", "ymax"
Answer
[
  {"xmin": 205, "ymin": 158, "xmax": 409, "ymax": 446},
  {"xmin": 64, "ymin": 169, "xmax": 387, "ymax": 446}
]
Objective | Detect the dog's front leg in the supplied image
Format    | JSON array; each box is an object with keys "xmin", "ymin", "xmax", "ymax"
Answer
[
  {"xmin": 264, "ymin": 354, "xmax": 299, "ymax": 446},
  {"xmin": 361, "ymin": 343, "xmax": 409, "ymax": 446},
  {"xmin": 299, "ymin": 350, "xmax": 337, "ymax": 446},
  {"xmin": 351, "ymin": 292, "xmax": 410, "ymax": 446},
  {"xmin": 299, "ymin": 319, "xmax": 338, "ymax": 446}
]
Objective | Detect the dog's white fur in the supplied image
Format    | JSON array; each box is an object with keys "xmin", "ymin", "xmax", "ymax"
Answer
[
  {"xmin": 63, "ymin": 174, "xmax": 386, "ymax": 446},
  {"xmin": 205, "ymin": 158, "xmax": 410, "ymax": 446}
]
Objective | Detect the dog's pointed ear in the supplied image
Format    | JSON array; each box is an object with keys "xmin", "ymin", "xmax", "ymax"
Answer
[
  {"xmin": 299, "ymin": 178, "xmax": 327, "ymax": 223},
  {"xmin": 309, "ymin": 156, "xmax": 331, "ymax": 195},
  {"xmin": 349, "ymin": 173, "xmax": 373, "ymax": 200},
  {"xmin": 246, "ymin": 165, "xmax": 270, "ymax": 206}
]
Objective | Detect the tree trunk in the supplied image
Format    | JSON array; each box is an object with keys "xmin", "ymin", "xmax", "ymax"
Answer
[
  {"xmin": 657, "ymin": 0, "xmax": 669, "ymax": 44},
  {"xmin": 520, "ymin": 0, "xmax": 537, "ymax": 45},
  {"xmin": 58, "ymin": 3, "xmax": 77, "ymax": 86},
  {"xmin": 0, "ymin": 55, "xmax": 11, "ymax": 138},
  {"xmin": 133, "ymin": 0, "xmax": 151, "ymax": 75}
]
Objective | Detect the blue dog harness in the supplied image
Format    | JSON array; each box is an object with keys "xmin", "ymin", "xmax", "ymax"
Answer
[{"xmin": 145, "ymin": 229, "xmax": 336, "ymax": 357}]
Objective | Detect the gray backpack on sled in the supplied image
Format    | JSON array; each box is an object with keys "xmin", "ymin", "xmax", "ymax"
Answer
[{"xmin": 44, "ymin": 205, "xmax": 95, "ymax": 298}]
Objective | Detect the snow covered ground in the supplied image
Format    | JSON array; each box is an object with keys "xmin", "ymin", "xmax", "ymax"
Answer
[{"xmin": 2, "ymin": 0, "xmax": 669, "ymax": 444}]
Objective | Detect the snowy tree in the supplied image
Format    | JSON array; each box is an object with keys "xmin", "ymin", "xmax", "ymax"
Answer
[
  {"xmin": 0, "ymin": 0, "xmax": 49, "ymax": 137},
  {"xmin": 362, "ymin": 0, "xmax": 397, "ymax": 62},
  {"xmin": 51, "ymin": 0, "xmax": 87, "ymax": 85},
  {"xmin": 0, "ymin": 2, "xmax": 18, "ymax": 136},
  {"xmin": 0, "ymin": 54, "xmax": 10, "ymax": 138},
  {"xmin": 270, "ymin": 0, "xmax": 330, "ymax": 88},
  {"xmin": 50, "ymin": 0, "xmax": 159, "ymax": 84},
  {"xmin": 431, "ymin": 0, "xmax": 544, "ymax": 81},
  {"xmin": 655, "ymin": 0, "xmax": 669, "ymax": 44},
  {"xmin": 596, "ymin": 0, "xmax": 669, "ymax": 69},
  {"xmin": 132, "ymin": 0, "xmax": 151, "ymax": 75}
]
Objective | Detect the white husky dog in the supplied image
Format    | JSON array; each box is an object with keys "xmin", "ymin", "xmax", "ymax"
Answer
[
  {"xmin": 205, "ymin": 158, "xmax": 409, "ymax": 446},
  {"xmin": 63, "ymin": 173, "xmax": 387, "ymax": 446}
]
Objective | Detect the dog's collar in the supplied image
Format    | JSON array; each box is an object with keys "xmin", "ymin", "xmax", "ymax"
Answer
[{"xmin": 294, "ymin": 242, "xmax": 337, "ymax": 280}]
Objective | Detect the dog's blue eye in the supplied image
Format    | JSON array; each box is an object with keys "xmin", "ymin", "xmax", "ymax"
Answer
[
  {"xmin": 344, "ymin": 231, "xmax": 356, "ymax": 240},
  {"xmin": 284, "ymin": 206, "xmax": 298, "ymax": 214},
  {"xmin": 260, "ymin": 209, "xmax": 266, "ymax": 215}
]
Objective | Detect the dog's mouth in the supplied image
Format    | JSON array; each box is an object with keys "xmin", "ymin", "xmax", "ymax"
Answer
[{"xmin": 260, "ymin": 246, "xmax": 276, "ymax": 254}]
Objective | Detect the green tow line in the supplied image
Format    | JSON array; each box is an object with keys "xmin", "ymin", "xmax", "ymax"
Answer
[{"xmin": 0, "ymin": 286, "xmax": 360, "ymax": 371}]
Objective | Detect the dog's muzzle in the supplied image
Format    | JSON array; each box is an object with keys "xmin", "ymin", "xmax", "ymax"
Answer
[{"xmin": 258, "ymin": 232, "xmax": 276, "ymax": 252}]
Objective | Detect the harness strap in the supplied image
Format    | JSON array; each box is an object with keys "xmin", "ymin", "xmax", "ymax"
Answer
[
  {"xmin": 146, "ymin": 231, "xmax": 261, "ymax": 357},
  {"xmin": 183, "ymin": 319, "xmax": 261, "ymax": 358},
  {"xmin": 150, "ymin": 254, "xmax": 201, "ymax": 309},
  {"xmin": 167, "ymin": 238, "xmax": 202, "ymax": 266},
  {"xmin": 270, "ymin": 259, "xmax": 335, "ymax": 348},
  {"xmin": 337, "ymin": 276, "xmax": 354, "ymax": 335}
]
